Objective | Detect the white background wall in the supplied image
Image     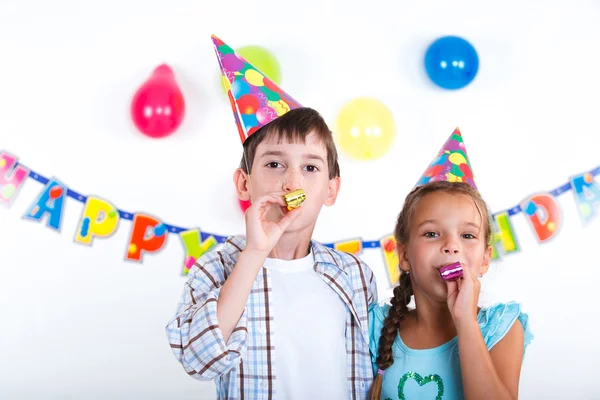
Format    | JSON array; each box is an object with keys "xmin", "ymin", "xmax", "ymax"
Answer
[{"xmin": 1, "ymin": 0, "xmax": 599, "ymax": 398}]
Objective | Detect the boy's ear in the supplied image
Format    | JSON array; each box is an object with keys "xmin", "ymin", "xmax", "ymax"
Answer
[
  {"xmin": 233, "ymin": 168, "xmax": 251, "ymax": 201},
  {"xmin": 324, "ymin": 176, "xmax": 341, "ymax": 206}
]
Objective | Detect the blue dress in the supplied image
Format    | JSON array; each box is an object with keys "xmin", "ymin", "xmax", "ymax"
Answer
[{"xmin": 369, "ymin": 302, "xmax": 534, "ymax": 400}]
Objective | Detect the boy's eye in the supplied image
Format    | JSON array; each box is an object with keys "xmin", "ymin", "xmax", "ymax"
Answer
[
  {"xmin": 266, "ymin": 162, "xmax": 281, "ymax": 168},
  {"xmin": 424, "ymin": 232, "xmax": 438, "ymax": 238},
  {"xmin": 462, "ymin": 233, "xmax": 476, "ymax": 239},
  {"xmin": 305, "ymin": 165, "xmax": 319, "ymax": 172}
]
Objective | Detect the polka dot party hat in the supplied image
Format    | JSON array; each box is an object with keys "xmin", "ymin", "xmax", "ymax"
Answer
[
  {"xmin": 415, "ymin": 128, "xmax": 478, "ymax": 190},
  {"xmin": 211, "ymin": 34, "xmax": 303, "ymax": 144}
]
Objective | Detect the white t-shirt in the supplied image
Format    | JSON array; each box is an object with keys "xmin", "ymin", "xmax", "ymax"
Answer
[{"xmin": 263, "ymin": 250, "xmax": 348, "ymax": 400}]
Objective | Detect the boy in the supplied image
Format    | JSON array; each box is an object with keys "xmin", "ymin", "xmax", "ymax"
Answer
[{"xmin": 166, "ymin": 34, "xmax": 378, "ymax": 399}]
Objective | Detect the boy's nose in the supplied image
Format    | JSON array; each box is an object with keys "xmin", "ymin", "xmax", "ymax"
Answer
[{"xmin": 283, "ymin": 171, "xmax": 302, "ymax": 192}]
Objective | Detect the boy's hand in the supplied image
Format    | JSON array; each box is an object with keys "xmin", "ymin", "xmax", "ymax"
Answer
[{"xmin": 244, "ymin": 193, "xmax": 302, "ymax": 256}]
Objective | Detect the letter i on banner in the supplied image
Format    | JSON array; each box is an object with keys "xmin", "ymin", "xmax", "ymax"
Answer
[
  {"xmin": 180, "ymin": 228, "xmax": 218, "ymax": 275},
  {"xmin": 570, "ymin": 172, "xmax": 600, "ymax": 225},
  {"xmin": 125, "ymin": 213, "xmax": 168, "ymax": 262},
  {"xmin": 521, "ymin": 193, "xmax": 561, "ymax": 243},
  {"xmin": 22, "ymin": 177, "xmax": 67, "ymax": 232},
  {"xmin": 379, "ymin": 235, "xmax": 400, "ymax": 285},
  {"xmin": 490, "ymin": 211, "xmax": 520, "ymax": 260},
  {"xmin": 0, "ymin": 152, "xmax": 30, "ymax": 207},
  {"xmin": 74, "ymin": 196, "xmax": 120, "ymax": 245}
]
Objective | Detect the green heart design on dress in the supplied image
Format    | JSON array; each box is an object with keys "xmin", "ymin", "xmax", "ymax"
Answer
[{"xmin": 397, "ymin": 372, "xmax": 444, "ymax": 400}]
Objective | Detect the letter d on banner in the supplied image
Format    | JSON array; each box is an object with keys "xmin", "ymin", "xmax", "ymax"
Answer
[{"xmin": 521, "ymin": 193, "xmax": 561, "ymax": 243}]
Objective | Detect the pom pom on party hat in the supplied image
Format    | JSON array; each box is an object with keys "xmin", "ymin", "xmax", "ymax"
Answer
[
  {"xmin": 415, "ymin": 128, "xmax": 477, "ymax": 190},
  {"xmin": 211, "ymin": 34, "xmax": 303, "ymax": 144}
]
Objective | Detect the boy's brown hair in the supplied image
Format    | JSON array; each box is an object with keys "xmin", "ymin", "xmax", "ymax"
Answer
[{"xmin": 239, "ymin": 107, "xmax": 340, "ymax": 179}]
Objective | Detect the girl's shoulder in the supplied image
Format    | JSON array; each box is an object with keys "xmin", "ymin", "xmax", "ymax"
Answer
[
  {"xmin": 368, "ymin": 303, "xmax": 390, "ymax": 340},
  {"xmin": 478, "ymin": 301, "xmax": 534, "ymax": 353},
  {"xmin": 368, "ymin": 304, "xmax": 391, "ymax": 366},
  {"xmin": 368, "ymin": 301, "xmax": 534, "ymax": 361}
]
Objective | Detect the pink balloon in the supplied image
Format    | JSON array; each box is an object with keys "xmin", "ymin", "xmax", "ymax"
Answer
[
  {"xmin": 238, "ymin": 198, "xmax": 251, "ymax": 213},
  {"xmin": 131, "ymin": 64, "xmax": 185, "ymax": 138}
]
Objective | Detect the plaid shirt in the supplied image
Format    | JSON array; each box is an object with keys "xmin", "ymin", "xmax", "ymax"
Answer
[{"xmin": 166, "ymin": 235, "xmax": 378, "ymax": 399}]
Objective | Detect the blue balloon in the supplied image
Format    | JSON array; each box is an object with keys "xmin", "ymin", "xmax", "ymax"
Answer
[{"xmin": 424, "ymin": 36, "xmax": 479, "ymax": 90}]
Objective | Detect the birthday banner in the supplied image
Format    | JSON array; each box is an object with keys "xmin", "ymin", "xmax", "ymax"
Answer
[{"xmin": 2, "ymin": 150, "xmax": 600, "ymax": 283}]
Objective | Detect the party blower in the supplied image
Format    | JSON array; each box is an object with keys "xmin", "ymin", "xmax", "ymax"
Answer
[{"xmin": 439, "ymin": 261, "xmax": 463, "ymax": 282}]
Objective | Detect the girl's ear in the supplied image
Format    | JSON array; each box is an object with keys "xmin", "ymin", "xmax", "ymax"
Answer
[
  {"xmin": 480, "ymin": 244, "xmax": 492, "ymax": 275},
  {"xmin": 396, "ymin": 242, "xmax": 410, "ymax": 273}
]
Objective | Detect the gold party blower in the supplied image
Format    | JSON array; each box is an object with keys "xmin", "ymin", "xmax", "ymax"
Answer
[{"xmin": 283, "ymin": 189, "xmax": 306, "ymax": 211}]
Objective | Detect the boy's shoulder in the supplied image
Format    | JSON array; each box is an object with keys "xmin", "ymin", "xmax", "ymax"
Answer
[
  {"xmin": 197, "ymin": 235, "xmax": 247, "ymax": 267},
  {"xmin": 312, "ymin": 240, "xmax": 377, "ymax": 306},
  {"xmin": 310, "ymin": 239, "xmax": 373, "ymax": 275},
  {"xmin": 197, "ymin": 236, "xmax": 373, "ymax": 278}
]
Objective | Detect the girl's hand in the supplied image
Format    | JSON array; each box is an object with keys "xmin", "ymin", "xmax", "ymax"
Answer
[{"xmin": 446, "ymin": 262, "xmax": 480, "ymax": 327}]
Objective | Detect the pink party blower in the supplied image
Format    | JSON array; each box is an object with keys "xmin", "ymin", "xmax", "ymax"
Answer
[{"xmin": 439, "ymin": 261, "xmax": 463, "ymax": 281}]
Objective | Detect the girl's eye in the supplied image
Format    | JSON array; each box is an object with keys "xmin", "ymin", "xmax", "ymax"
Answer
[
  {"xmin": 462, "ymin": 233, "xmax": 476, "ymax": 239},
  {"xmin": 424, "ymin": 232, "xmax": 438, "ymax": 238}
]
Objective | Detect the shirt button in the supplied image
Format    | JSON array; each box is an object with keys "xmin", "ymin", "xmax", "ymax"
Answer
[
  {"xmin": 260, "ymin": 380, "xmax": 267, "ymax": 388},
  {"xmin": 259, "ymin": 327, "xmax": 267, "ymax": 335}
]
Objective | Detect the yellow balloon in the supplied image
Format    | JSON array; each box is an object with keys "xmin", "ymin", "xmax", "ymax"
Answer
[
  {"xmin": 335, "ymin": 97, "xmax": 396, "ymax": 161},
  {"xmin": 237, "ymin": 46, "xmax": 281, "ymax": 84},
  {"xmin": 220, "ymin": 45, "xmax": 281, "ymax": 95}
]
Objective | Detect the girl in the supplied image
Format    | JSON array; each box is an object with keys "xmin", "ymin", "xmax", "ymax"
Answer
[{"xmin": 369, "ymin": 181, "xmax": 533, "ymax": 399}]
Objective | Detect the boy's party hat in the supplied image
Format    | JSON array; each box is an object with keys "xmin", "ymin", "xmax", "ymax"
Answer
[
  {"xmin": 211, "ymin": 34, "xmax": 303, "ymax": 144},
  {"xmin": 416, "ymin": 128, "xmax": 478, "ymax": 190}
]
